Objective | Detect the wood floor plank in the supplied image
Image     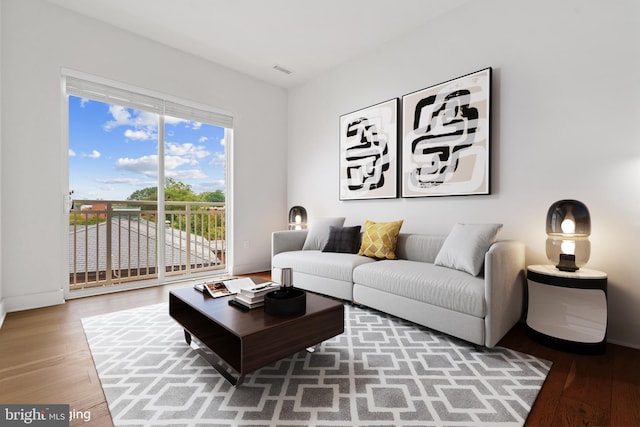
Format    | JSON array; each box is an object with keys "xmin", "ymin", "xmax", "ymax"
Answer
[
  {"xmin": 611, "ymin": 345, "xmax": 640, "ymax": 426},
  {"xmin": 555, "ymin": 395, "xmax": 609, "ymax": 427},
  {"xmin": 556, "ymin": 346, "xmax": 613, "ymax": 426}
]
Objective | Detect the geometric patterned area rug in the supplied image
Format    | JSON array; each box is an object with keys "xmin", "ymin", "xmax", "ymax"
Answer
[{"xmin": 82, "ymin": 302, "xmax": 551, "ymax": 427}]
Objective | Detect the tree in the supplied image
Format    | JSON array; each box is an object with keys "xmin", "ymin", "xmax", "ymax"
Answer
[
  {"xmin": 164, "ymin": 178, "xmax": 198, "ymax": 202},
  {"xmin": 127, "ymin": 178, "xmax": 202, "ymax": 202},
  {"xmin": 128, "ymin": 186, "xmax": 157, "ymax": 201},
  {"xmin": 125, "ymin": 179, "xmax": 225, "ymax": 239},
  {"xmin": 200, "ymin": 190, "xmax": 225, "ymax": 203}
]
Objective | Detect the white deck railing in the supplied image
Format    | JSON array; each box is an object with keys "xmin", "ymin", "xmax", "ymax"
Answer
[{"xmin": 69, "ymin": 200, "xmax": 226, "ymax": 290}]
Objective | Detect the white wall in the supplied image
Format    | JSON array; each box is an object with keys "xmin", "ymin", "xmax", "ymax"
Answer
[
  {"xmin": 288, "ymin": 0, "xmax": 640, "ymax": 348},
  {"xmin": 0, "ymin": 0, "xmax": 288, "ymax": 311},
  {"xmin": 0, "ymin": 1, "xmax": 5, "ymax": 326}
]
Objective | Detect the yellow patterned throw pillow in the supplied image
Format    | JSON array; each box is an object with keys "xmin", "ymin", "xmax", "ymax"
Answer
[{"xmin": 358, "ymin": 219, "xmax": 404, "ymax": 259}]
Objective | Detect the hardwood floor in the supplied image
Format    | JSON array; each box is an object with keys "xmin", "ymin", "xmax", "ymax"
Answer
[{"xmin": 1, "ymin": 272, "xmax": 638, "ymax": 427}]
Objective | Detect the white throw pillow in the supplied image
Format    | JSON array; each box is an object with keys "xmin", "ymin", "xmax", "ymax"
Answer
[
  {"xmin": 302, "ymin": 217, "xmax": 346, "ymax": 250},
  {"xmin": 434, "ymin": 223, "xmax": 503, "ymax": 276}
]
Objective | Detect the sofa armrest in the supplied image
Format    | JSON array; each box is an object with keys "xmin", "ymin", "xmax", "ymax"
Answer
[
  {"xmin": 483, "ymin": 240, "xmax": 525, "ymax": 347},
  {"xmin": 272, "ymin": 230, "xmax": 308, "ymax": 257}
]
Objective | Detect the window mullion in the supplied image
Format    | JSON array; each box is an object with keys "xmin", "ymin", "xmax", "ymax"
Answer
[{"xmin": 157, "ymin": 114, "xmax": 166, "ymax": 281}]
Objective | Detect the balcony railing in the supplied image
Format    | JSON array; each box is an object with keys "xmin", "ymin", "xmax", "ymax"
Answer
[{"xmin": 69, "ymin": 200, "xmax": 226, "ymax": 290}]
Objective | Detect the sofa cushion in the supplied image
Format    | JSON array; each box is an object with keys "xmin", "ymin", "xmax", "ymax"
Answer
[
  {"xmin": 434, "ymin": 223, "xmax": 503, "ymax": 276},
  {"xmin": 353, "ymin": 260, "xmax": 486, "ymax": 317},
  {"xmin": 322, "ymin": 225, "xmax": 361, "ymax": 254},
  {"xmin": 358, "ymin": 219, "xmax": 404, "ymax": 259},
  {"xmin": 395, "ymin": 234, "xmax": 446, "ymax": 263},
  {"xmin": 302, "ymin": 217, "xmax": 345, "ymax": 250},
  {"xmin": 273, "ymin": 250, "xmax": 375, "ymax": 283}
]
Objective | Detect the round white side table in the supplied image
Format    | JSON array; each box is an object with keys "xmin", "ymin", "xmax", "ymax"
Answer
[{"xmin": 526, "ymin": 264, "xmax": 607, "ymax": 354}]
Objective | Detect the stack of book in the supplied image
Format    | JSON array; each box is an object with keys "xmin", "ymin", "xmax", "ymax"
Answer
[{"xmin": 233, "ymin": 282, "xmax": 280, "ymax": 309}]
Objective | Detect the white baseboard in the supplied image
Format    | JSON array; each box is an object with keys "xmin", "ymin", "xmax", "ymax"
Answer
[
  {"xmin": 0, "ymin": 299, "xmax": 6, "ymax": 329},
  {"xmin": 230, "ymin": 261, "xmax": 271, "ymax": 276},
  {"xmin": 5, "ymin": 289, "xmax": 65, "ymax": 313}
]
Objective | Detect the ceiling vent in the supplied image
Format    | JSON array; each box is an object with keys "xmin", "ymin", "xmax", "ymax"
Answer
[{"xmin": 273, "ymin": 65, "xmax": 292, "ymax": 75}]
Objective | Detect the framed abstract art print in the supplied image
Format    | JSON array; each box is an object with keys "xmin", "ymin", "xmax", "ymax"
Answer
[
  {"xmin": 339, "ymin": 98, "xmax": 398, "ymax": 200},
  {"xmin": 401, "ymin": 68, "xmax": 491, "ymax": 198}
]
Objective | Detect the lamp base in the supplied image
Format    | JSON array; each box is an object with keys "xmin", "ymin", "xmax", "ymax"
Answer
[{"xmin": 556, "ymin": 254, "xmax": 579, "ymax": 272}]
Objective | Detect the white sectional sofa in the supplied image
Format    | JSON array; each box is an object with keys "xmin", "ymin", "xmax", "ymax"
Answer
[{"xmin": 271, "ymin": 224, "xmax": 525, "ymax": 348}]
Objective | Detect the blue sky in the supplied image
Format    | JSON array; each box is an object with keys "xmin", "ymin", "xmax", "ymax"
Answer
[{"xmin": 68, "ymin": 96, "xmax": 226, "ymax": 201}]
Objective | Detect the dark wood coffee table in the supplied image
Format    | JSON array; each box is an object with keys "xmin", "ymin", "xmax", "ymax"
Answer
[{"xmin": 169, "ymin": 286, "xmax": 344, "ymax": 386}]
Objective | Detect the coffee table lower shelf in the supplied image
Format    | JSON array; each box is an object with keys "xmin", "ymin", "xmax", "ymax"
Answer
[
  {"xmin": 183, "ymin": 331, "xmax": 247, "ymax": 386},
  {"xmin": 169, "ymin": 288, "xmax": 344, "ymax": 387}
]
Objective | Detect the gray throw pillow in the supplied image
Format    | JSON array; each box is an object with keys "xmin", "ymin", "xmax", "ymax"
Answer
[
  {"xmin": 302, "ymin": 217, "xmax": 346, "ymax": 250},
  {"xmin": 434, "ymin": 223, "xmax": 503, "ymax": 276}
]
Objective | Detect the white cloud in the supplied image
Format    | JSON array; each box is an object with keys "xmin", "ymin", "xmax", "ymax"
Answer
[
  {"xmin": 165, "ymin": 169, "xmax": 208, "ymax": 180},
  {"xmin": 165, "ymin": 142, "xmax": 210, "ymax": 159},
  {"xmin": 96, "ymin": 106, "xmax": 225, "ymax": 188},
  {"xmin": 95, "ymin": 177, "xmax": 141, "ymax": 185},
  {"xmin": 82, "ymin": 150, "xmax": 101, "ymax": 159},
  {"xmin": 80, "ymin": 98, "xmax": 90, "ymax": 108},
  {"xmin": 69, "ymin": 149, "xmax": 76, "ymax": 157},
  {"xmin": 136, "ymin": 111, "xmax": 158, "ymax": 128},
  {"xmin": 116, "ymin": 154, "xmax": 196, "ymax": 178},
  {"xmin": 125, "ymin": 129, "xmax": 154, "ymax": 140},
  {"xmin": 165, "ymin": 155, "xmax": 197, "ymax": 169},
  {"xmin": 103, "ymin": 105, "xmax": 158, "ymax": 138},
  {"xmin": 195, "ymin": 179, "xmax": 226, "ymax": 192},
  {"xmin": 116, "ymin": 155, "xmax": 158, "ymax": 177},
  {"xmin": 165, "ymin": 116, "xmax": 202, "ymax": 130},
  {"xmin": 103, "ymin": 105, "xmax": 132, "ymax": 130},
  {"xmin": 210, "ymin": 152, "xmax": 226, "ymax": 166},
  {"xmin": 165, "ymin": 116, "xmax": 188, "ymax": 126}
]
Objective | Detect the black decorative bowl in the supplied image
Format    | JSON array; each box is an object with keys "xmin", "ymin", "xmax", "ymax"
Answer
[{"xmin": 264, "ymin": 288, "xmax": 306, "ymax": 316}]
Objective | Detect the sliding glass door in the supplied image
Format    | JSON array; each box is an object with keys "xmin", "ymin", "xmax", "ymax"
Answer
[{"xmin": 65, "ymin": 74, "xmax": 232, "ymax": 294}]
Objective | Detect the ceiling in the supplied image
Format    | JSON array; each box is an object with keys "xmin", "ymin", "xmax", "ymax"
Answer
[{"xmin": 45, "ymin": 0, "xmax": 468, "ymax": 88}]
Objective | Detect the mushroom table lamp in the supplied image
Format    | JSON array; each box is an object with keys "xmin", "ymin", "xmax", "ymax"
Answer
[
  {"xmin": 288, "ymin": 206, "xmax": 307, "ymax": 230},
  {"xmin": 545, "ymin": 199, "xmax": 591, "ymax": 272}
]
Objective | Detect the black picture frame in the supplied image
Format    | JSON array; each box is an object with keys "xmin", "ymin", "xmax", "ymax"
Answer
[
  {"xmin": 339, "ymin": 98, "xmax": 399, "ymax": 200},
  {"xmin": 401, "ymin": 68, "xmax": 491, "ymax": 198}
]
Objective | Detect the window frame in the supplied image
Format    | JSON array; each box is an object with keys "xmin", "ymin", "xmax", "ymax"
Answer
[{"xmin": 62, "ymin": 69, "xmax": 233, "ymax": 298}]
